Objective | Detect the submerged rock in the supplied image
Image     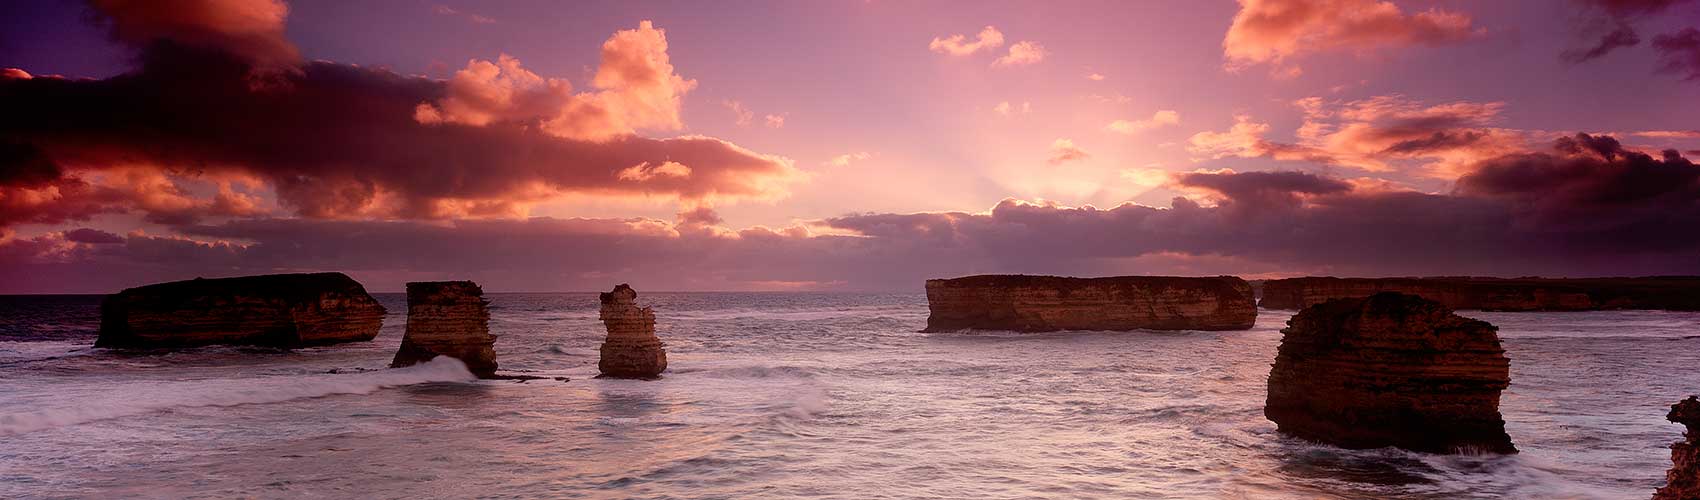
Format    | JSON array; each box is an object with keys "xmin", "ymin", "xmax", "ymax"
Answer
[
  {"xmin": 390, "ymin": 281, "xmax": 498, "ymax": 378},
  {"xmin": 1656, "ymin": 397, "xmax": 1700, "ymax": 500},
  {"xmin": 96, "ymin": 272, "xmax": 385, "ymax": 348},
  {"xmin": 922, "ymin": 274, "xmax": 1256, "ymax": 332},
  {"xmin": 1265, "ymin": 292, "xmax": 1516, "ymax": 454},
  {"xmin": 1259, "ymin": 276, "xmax": 1700, "ymax": 311},
  {"xmin": 597, "ymin": 284, "xmax": 667, "ymax": 379}
]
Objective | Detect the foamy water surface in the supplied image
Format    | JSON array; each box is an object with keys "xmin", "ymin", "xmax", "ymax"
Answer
[{"xmin": 1, "ymin": 293, "xmax": 1697, "ymax": 499}]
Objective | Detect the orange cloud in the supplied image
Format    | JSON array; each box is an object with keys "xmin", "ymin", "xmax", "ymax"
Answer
[
  {"xmin": 89, "ymin": 0, "xmax": 300, "ymax": 70},
  {"xmin": 415, "ymin": 21, "xmax": 696, "ymax": 142},
  {"xmin": 929, "ymin": 26, "xmax": 1005, "ymax": 56},
  {"xmin": 1223, "ymin": 0, "xmax": 1480, "ymax": 74}
]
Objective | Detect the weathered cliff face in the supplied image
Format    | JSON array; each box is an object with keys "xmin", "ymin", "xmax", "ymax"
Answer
[
  {"xmin": 1265, "ymin": 292, "xmax": 1516, "ymax": 454},
  {"xmin": 390, "ymin": 281, "xmax": 498, "ymax": 378},
  {"xmin": 1656, "ymin": 397, "xmax": 1700, "ymax": 500},
  {"xmin": 95, "ymin": 272, "xmax": 385, "ymax": 348},
  {"xmin": 1260, "ymin": 276, "xmax": 1700, "ymax": 311},
  {"xmin": 597, "ymin": 284, "xmax": 667, "ymax": 379},
  {"xmin": 922, "ymin": 275, "xmax": 1257, "ymax": 332}
]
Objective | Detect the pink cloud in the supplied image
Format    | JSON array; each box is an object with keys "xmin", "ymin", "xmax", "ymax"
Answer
[
  {"xmin": 993, "ymin": 41, "xmax": 1048, "ymax": 67},
  {"xmin": 1047, "ymin": 139, "xmax": 1090, "ymax": 165},
  {"xmin": 1107, "ymin": 110, "xmax": 1181, "ymax": 134}
]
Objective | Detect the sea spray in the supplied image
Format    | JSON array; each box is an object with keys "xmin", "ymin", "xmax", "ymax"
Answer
[{"xmin": 0, "ymin": 357, "xmax": 476, "ymax": 435}]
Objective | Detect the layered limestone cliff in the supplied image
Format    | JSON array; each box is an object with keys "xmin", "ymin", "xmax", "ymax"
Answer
[
  {"xmin": 1656, "ymin": 397, "xmax": 1700, "ymax": 500},
  {"xmin": 1260, "ymin": 276, "xmax": 1700, "ymax": 311},
  {"xmin": 598, "ymin": 284, "xmax": 667, "ymax": 379},
  {"xmin": 922, "ymin": 275, "xmax": 1256, "ymax": 332},
  {"xmin": 1265, "ymin": 292, "xmax": 1516, "ymax": 454},
  {"xmin": 391, "ymin": 281, "xmax": 498, "ymax": 378},
  {"xmin": 96, "ymin": 272, "xmax": 385, "ymax": 348}
]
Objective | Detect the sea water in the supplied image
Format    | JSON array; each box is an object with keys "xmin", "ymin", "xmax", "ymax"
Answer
[{"xmin": 2, "ymin": 293, "xmax": 1697, "ymax": 499}]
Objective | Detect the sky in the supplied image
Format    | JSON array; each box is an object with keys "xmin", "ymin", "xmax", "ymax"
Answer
[{"xmin": 1, "ymin": 0, "xmax": 1698, "ymax": 293}]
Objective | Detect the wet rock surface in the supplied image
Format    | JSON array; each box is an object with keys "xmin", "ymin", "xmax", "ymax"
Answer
[
  {"xmin": 390, "ymin": 281, "xmax": 498, "ymax": 378},
  {"xmin": 1265, "ymin": 292, "xmax": 1516, "ymax": 454},
  {"xmin": 923, "ymin": 274, "xmax": 1256, "ymax": 332},
  {"xmin": 1656, "ymin": 397, "xmax": 1700, "ymax": 500},
  {"xmin": 95, "ymin": 272, "xmax": 385, "ymax": 348}
]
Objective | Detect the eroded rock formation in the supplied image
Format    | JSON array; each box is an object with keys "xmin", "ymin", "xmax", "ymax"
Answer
[
  {"xmin": 1260, "ymin": 276, "xmax": 1700, "ymax": 311},
  {"xmin": 390, "ymin": 281, "xmax": 498, "ymax": 378},
  {"xmin": 1656, "ymin": 397, "xmax": 1700, "ymax": 500},
  {"xmin": 598, "ymin": 284, "xmax": 667, "ymax": 379},
  {"xmin": 1265, "ymin": 292, "xmax": 1516, "ymax": 454},
  {"xmin": 96, "ymin": 272, "xmax": 385, "ymax": 348},
  {"xmin": 922, "ymin": 275, "xmax": 1256, "ymax": 332}
]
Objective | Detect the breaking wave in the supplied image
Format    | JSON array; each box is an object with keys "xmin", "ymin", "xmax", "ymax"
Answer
[{"xmin": 0, "ymin": 357, "xmax": 475, "ymax": 435}]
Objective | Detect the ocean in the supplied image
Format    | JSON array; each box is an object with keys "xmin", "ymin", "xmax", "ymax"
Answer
[{"xmin": 1, "ymin": 292, "xmax": 1697, "ymax": 499}]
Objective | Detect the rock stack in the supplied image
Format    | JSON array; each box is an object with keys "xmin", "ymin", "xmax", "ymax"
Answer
[
  {"xmin": 96, "ymin": 272, "xmax": 385, "ymax": 348},
  {"xmin": 390, "ymin": 281, "xmax": 498, "ymax": 378},
  {"xmin": 597, "ymin": 284, "xmax": 667, "ymax": 379},
  {"xmin": 1656, "ymin": 397, "xmax": 1700, "ymax": 500},
  {"xmin": 923, "ymin": 274, "xmax": 1257, "ymax": 332},
  {"xmin": 1264, "ymin": 292, "xmax": 1516, "ymax": 454}
]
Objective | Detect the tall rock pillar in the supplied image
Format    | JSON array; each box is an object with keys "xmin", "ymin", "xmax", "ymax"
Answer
[{"xmin": 597, "ymin": 284, "xmax": 667, "ymax": 379}]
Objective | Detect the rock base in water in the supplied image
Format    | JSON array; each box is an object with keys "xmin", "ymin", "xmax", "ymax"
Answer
[
  {"xmin": 390, "ymin": 281, "xmax": 498, "ymax": 378},
  {"xmin": 923, "ymin": 274, "xmax": 1256, "ymax": 332},
  {"xmin": 1265, "ymin": 292, "xmax": 1516, "ymax": 454},
  {"xmin": 1656, "ymin": 397, "xmax": 1700, "ymax": 500},
  {"xmin": 96, "ymin": 272, "xmax": 385, "ymax": 348},
  {"xmin": 597, "ymin": 284, "xmax": 667, "ymax": 379}
]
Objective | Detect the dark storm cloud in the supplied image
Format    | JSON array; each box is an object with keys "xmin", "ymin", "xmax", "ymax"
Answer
[
  {"xmin": 63, "ymin": 228, "xmax": 124, "ymax": 244},
  {"xmin": 1563, "ymin": 0, "xmax": 1692, "ymax": 63},
  {"xmin": 1653, "ymin": 28, "xmax": 1700, "ymax": 81}
]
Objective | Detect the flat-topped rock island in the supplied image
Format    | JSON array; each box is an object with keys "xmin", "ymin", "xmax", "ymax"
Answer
[
  {"xmin": 1259, "ymin": 276, "xmax": 1700, "ymax": 311},
  {"xmin": 95, "ymin": 272, "xmax": 386, "ymax": 348},
  {"xmin": 922, "ymin": 274, "xmax": 1257, "ymax": 332}
]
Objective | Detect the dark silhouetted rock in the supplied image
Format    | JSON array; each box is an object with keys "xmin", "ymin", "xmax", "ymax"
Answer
[
  {"xmin": 597, "ymin": 284, "xmax": 667, "ymax": 379},
  {"xmin": 1260, "ymin": 276, "xmax": 1700, "ymax": 311},
  {"xmin": 96, "ymin": 272, "xmax": 385, "ymax": 348},
  {"xmin": 1656, "ymin": 397, "xmax": 1700, "ymax": 500},
  {"xmin": 1265, "ymin": 292, "xmax": 1516, "ymax": 454},
  {"xmin": 922, "ymin": 275, "xmax": 1256, "ymax": 332},
  {"xmin": 391, "ymin": 281, "xmax": 498, "ymax": 378}
]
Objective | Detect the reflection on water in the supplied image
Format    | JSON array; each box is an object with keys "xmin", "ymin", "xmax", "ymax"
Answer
[{"xmin": 0, "ymin": 293, "xmax": 1696, "ymax": 499}]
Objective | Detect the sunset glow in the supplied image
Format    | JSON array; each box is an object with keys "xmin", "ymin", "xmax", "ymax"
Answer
[{"xmin": 2, "ymin": 0, "xmax": 1698, "ymax": 292}]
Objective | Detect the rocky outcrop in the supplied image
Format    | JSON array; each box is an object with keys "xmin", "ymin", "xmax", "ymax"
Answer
[
  {"xmin": 922, "ymin": 275, "xmax": 1256, "ymax": 332},
  {"xmin": 1265, "ymin": 292, "xmax": 1516, "ymax": 454},
  {"xmin": 1656, "ymin": 397, "xmax": 1700, "ymax": 500},
  {"xmin": 597, "ymin": 284, "xmax": 667, "ymax": 379},
  {"xmin": 96, "ymin": 272, "xmax": 385, "ymax": 348},
  {"xmin": 390, "ymin": 281, "xmax": 498, "ymax": 378},
  {"xmin": 1260, "ymin": 276, "xmax": 1700, "ymax": 311}
]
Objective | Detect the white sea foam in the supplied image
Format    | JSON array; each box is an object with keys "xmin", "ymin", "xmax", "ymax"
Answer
[
  {"xmin": 0, "ymin": 340, "xmax": 95, "ymax": 365},
  {"xmin": 0, "ymin": 357, "xmax": 475, "ymax": 435}
]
